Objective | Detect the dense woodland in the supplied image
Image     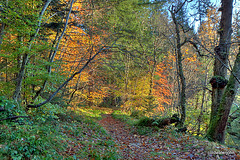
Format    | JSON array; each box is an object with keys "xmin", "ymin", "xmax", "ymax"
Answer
[{"xmin": 0, "ymin": 0, "xmax": 240, "ymax": 159}]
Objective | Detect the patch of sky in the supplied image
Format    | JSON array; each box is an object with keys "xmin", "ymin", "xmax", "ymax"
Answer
[{"xmin": 188, "ymin": 0, "xmax": 239, "ymax": 32}]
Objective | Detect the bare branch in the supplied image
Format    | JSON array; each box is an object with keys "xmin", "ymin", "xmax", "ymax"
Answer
[
  {"xmin": 188, "ymin": 40, "xmax": 209, "ymax": 57},
  {"xmin": 196, "ymin": 39, "xmax": 240, "ymax": 84}
]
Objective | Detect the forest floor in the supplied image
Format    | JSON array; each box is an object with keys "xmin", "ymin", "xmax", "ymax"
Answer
[
  {"xmin": 1, "ymin": 106, "xmax": 240, "ymax": 159},
  {"xmin": 98, "ymin": 113, "xmax": 240, "ymax": 160}
]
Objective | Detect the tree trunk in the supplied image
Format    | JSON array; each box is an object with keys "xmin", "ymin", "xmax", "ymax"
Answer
[
  {"xmin": 149, "ymin": 70, "xmax": 154, "ymax": 97},
  {"xmin": 123, "ymin": 53, "xmax": 130, "ymax": 103},
  {"xmin": 207, "ymin": 46, "xmax": 240, "ymax": 143},
  {"xmin": 33, "ymin": 0, "xmax": 74, "ymax": 101},
  {"xmin": 0, "ymin": 0, "xmax": 8, "ymax": 46},
  {"xmin": 148, "ymin": 67, "xmax": 155, "ymax": 109},
  {"xmin": 206, "ymin": 0, "xmax": 234, "ymax": 143},
  {"xmin": 197, "ymin": 62, "xmax": 210, "ymax": 136},
  {"xmin": 0, "ymin": 22, "xmax": 5, "ymax": 45},
  {"xmin": 177, "ymin": 45, "xmax": 186, "ymax": 127},
  {"xmin": 171, "ymin": 10, "xmax": 186, "ymax": 127},
  {"xmin": 12, "ymin": 53, "xmax": 29, "ymax": 100},
  {"xmin": 148, "ymin": 48, "xmax": 157, "ymax": 108},
  {"xmin": 12, "ymin": 0, "xmax": 52, "ymax": 101}
]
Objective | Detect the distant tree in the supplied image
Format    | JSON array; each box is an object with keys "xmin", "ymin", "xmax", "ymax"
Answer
[{"xmin": 169, "ymin": 0, "xmax": 189, "ymax": 127}]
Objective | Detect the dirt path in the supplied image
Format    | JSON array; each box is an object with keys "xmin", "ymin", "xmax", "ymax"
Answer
[
  {"xmin": 98, "ymin": 114, "xmax": 155, "ymax": 159},
  {"xmin": 98, "ymin": 114, "xmax": 240, "ymax": 160}
]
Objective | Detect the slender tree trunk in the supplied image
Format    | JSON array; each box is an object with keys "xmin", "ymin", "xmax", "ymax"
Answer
[
  {"xmin": 124, "ymin": 53, "xmax": 130, "ymax": 104},
  {"xmin": 12, "ymin": 0, "xmax": 52, "ymax": 101},
  {"xmin": 0, "ymin": 0, "xmax": 8, "ymax": 46},
  {"xmin": 68, "ymin": 74, "xmax": 84, "ymax": 103},
  {"xmin": 171, "ymin": 11, "xmax": 186, "ymax": 127},
  {"xmin": 148, "ymin": 49, "xmax": 157, "ymax": 109},
  {"xmin": 148, "ymin": 67, "xmax": 155, "ymax": 109},
  {"xmin": 33, "ymin": 0, "xmax": 74, "ymax": 101},
  {"xmin": 206, "ymin": 0, "xmax": 234, "ymax": 143},
  {"xmin": 197, "ymin": 62, "xmax": 210, "ymax": 136},
  {"xmin": 12, "ymin": 53, "xmax": 29, "ymax": 100},
  {"xmin": 149, "ymin": 70, "xmax": 154, "ymax": 97}
]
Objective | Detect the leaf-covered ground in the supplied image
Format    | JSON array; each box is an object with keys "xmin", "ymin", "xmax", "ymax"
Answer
[
  {"xmin": 99, "ymin": 114, "xmax": 240, "ymax": 160},
  {"xmin": 1, "ymin": 107, "xmax": 239, "ymax": 159}
]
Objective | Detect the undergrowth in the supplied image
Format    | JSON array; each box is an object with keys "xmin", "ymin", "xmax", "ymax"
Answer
[
  {"xmin": 111, "ymin": 110, "xmax": 138, "ymax": 126},
  {"xmin": 1, "ymin": 97, "xmax": 239, "ymax": 159},
  {"xmin": 111, "ymin": 110, "xmax": 158, "ymax": 135},
  {"xmin": 0, "ymin": 97, "xmax": 121, "ymax": 160}
]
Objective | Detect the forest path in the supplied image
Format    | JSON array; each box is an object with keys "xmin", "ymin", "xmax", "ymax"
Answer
[
  {"xmin": 98, "ymin": 114, "xmax": 240, "ymax": 160},
  {"xmin": 98, "ymin": 114, "xmax": 156, "ymax": 159}
]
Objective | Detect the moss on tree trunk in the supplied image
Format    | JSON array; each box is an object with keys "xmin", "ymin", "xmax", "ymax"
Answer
[{"xmin": 207, "ymin": 47, "xmax": 240, "ymax": 143}]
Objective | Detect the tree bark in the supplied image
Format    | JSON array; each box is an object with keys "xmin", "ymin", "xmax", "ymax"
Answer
[
  {"xmin": 207, "ymin": 46, "xmax": 240, "ymax": 143},
  {"xmin": 171, "ymin": 9, "xmax": 186, "ymax": 127},
  {"xmin": 206, "ymin": 0, "xmax": 234, "ymax": 143},
  {"xmin": 0, "ymin": 0, "xmax": 8, "ymax": 46}
]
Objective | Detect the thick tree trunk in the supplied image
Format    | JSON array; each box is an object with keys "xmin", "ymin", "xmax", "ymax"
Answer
[
  {"xmin": 206, "ymin": 0, "xmax": 234, "ymax": 143},
  {"xmin": 178, "ymin": 48, "xmax": 186, "ymax": 127},
  {"xmin": 207, "ymin": 46, "xmax": 240, "ymax": 143}
]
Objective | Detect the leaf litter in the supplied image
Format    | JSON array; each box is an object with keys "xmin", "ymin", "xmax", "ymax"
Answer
[{"xmin": 98, "ymin": 114, "xmax": 240, "ymax": 160}]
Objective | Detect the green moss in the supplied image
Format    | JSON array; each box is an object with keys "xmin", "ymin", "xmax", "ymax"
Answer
[
  {"xmin": 206, "ymin": 113, "xmax": 222, "ymax": 141},
  {"xmin": 137, "ymin": 117, "xmax": 155, "ymax": 126}
]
